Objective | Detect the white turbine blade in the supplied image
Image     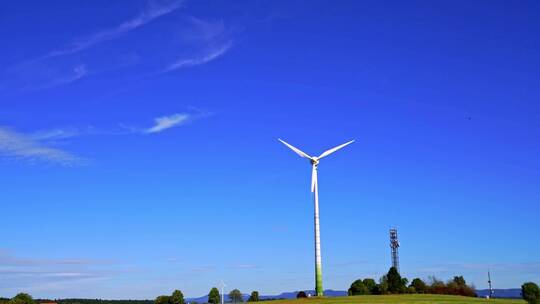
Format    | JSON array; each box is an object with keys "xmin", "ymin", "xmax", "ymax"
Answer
[
  {"xmin": 278, "ymin": 139, "xmax": 311, "ymax": 159},
  {"xmin": 318, "ymin": 140, "xmax": 354, "ymax": 159},
  {"xmin": 311, "ymin": 165, "xmax": 317, "ymax": 192}
]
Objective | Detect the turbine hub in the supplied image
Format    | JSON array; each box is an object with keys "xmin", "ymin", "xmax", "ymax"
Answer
[{"xmin": 311, "ymin": 158, "xmax": 319, "ymax": 166}]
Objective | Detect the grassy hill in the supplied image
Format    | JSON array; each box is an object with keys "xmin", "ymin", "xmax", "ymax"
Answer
[{"xmin": 266, "ymin": 294, "xmax": 526, "ymax": 304}]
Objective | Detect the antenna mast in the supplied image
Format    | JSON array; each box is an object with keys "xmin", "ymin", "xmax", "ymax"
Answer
[
  {"xmin": 390, "ymin": 228, "xmax": 400, "ymax": 273},
  {"xmin": 488, "ymin": 271, "xmax": 494, "ymax": 298}
]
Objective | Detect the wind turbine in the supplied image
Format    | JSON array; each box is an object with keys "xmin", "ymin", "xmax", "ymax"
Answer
[
  {"xmin": 219, "ymin": 280, "xmax": 226, "ymax": 304},
  {"xmin": 278, "ymin": 138, "xmax": 354, "ymax": 297}
]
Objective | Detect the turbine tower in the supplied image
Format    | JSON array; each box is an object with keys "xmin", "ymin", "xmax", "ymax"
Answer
[
  {"xmin": 390, "ymin": 228, "xmax": 400, "ymax": 273},
  {"xmin": 278, "ymin": 138, "xmax": 354, "ymax": 297},
  {"xmin": 219, "ymin": 280, "xmax": 226, "ymax": 304}
]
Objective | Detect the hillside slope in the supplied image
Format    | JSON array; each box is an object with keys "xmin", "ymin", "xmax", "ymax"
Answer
[{"xmin": 267, "ymin": 294, "xmax": 525, "ymax": 304}]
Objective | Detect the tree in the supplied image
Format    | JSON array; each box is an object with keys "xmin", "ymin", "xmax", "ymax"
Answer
[
  {"xmin": 154, "ymin": 296, "xmax": 170, "ymax": 304},
  {"xmin": 296, "ymin": 291, "xmax": 307, "ymax": 299},
  {"xmin": 386, "ymin": 267, "xmax": 405, "ymax": 294},
  {"xmin": 378, "ymin": 275, "xmax": 389, "ymax": 295},
  {"xmin": 208, "ymin": 287, "xmax": 221, "ymax": 304},
  {"xmin": 348, "ymin": 279, "xmax": 369, "ymax": 295},
  {"xmin": 401, "ymin": 278, "xmax": 409, "ymax": 291},
  {"xmin": 453, "ymin": 276, "xmax": 466, "ymax": 287},
  {"xmin": 247, "ymin": 291, "xmax": 259, "ymax": 302},
  {"xmin": 428, "ymin": 276, "xmax": 446, "ymax": 294},
  {"xmin": 446, "ymin": 280, "xmax": 459, "ymax": 294},
  {"xmin": 410, "ymin": 278, "xmax": 427, "ymax": 294},
  {"xmin": 8, "ymin": 294, "xmax": 34, "ymax": 304},
  {"xmin": 171, "ymin": 290, "xmax": 185, "ymax": 304},
  {"xmin": 228, "ymin": 289, "xmax": 243, "ymax": 303},
  {"xmin": 522, "ymin": 282, "xmax": 540, "ymax": 304},
  {"xmin": 447, "ymin": 276, "xmax": 476, "ymax": 297},
  {"xmin": 362, "ymin": 278, "xmax": 378, "ymax": 294}
]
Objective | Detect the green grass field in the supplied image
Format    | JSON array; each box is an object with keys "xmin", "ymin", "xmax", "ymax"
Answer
[{"xmin": 268, "ymin": 294, "xmax": 525, "ymax": 304}]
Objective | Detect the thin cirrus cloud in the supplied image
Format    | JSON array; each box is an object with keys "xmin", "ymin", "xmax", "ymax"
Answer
[
  {"xmin": 3, "ymin": 1, "xmax": 232, "ymax": 91},
  {"xmin": 0, "ymin": 113, "xmax": 200, "ymax": 165},
  {"xmin": 31, "ymin": 128, "xmax": 86, "ymax": 141},
  {"xmin": 0, "ymin": 250, "xmax": 114, "ymax": 294},
  {"xmin": 44, "ymin": 0, "xmax": 184, "ymax": 59},
  {"xmin": 4, "ymin": 61, "xmax": 89, "ymax": 92},
  {"xmin": 27, "ymin": 64, "xmax": 87, "ymax": 90},
  {"xmin": 0, "ymin": 250, "xmax": 102, "ymax": 266},
  {"xmin": 163, "ymin": 40, "xmax": 232, "ymax": 72},
  {"xmin": 0, "ymin": 127, "xmax": 81, "ymax": 166},
  {"xmin": 229, "ymin": 264, "xmax": 259, "ymax": 270},
  {"xmin": 3, "ymin": 0, "xmax": 183, "ymax": 90},
  {"xmin": 161, "ymin": 15, "xmax": 233, "ymax": 73},
  {"xmin": 144, "ymin": 113, "xmax": 191, "ymax": 134}
]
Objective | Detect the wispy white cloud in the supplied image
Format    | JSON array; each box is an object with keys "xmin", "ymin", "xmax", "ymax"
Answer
[
  {"xmin": 0, "ymin": 112, "xmax": 207, "ymax": 165},
  {"xmin": 30, "ymin": 126, "xmax": 102, "ymax": 141},
  {"xmin": 0, "ymin": 250, "xmax": 106, "ymax": 267},
  {"xmin": 229, "ymin": 264, "xmax": 259, "ymax": 270},
  {"xmin": 3, "ymin": 60, "xmax": 88, "ymax": 92},
  {"xmin": 31, "ymin": 128, "xmax": 84, "ymax": 141},
  {"xmin": 2, "ymin": 1, "xmax": 182, "ymax": 91},
  {"xmin": 3, "ymin": 2, "xmax": 232, "ymax": 91},
  {"xmin": 45, "ymin": 0, "xmax": 183, "ymax": 58},
  {"xmin": 164, "ymin": 40, "xmax": 232, "ymax": 72},
  {"xmin": 54, "ymin": 64, "xmax": 87, "ymax": 85},
  {"xmin": 190, "ymin": 265, "xmax": 216, "ymax": 273},
  {"xmin": 27, "ymin": 64, "xmax": 87, "ymax": 90},
  {"xmin": 0, "ymin": 270, "xmax": 101, "ymax": 280},
  {"xmin": 0, "ymin": 127, "xmax": 81, "ymax": 165},
  {"xmin": 145, "ymin": 113, "xmax": 190, "ymax": 134},
  {"xmin": 184, "ymin": 16, "xmax": 228, "ymax": 42},
  {"xmin": 0, "ymin": 250, "xmax": 118, "ymax": 295}
]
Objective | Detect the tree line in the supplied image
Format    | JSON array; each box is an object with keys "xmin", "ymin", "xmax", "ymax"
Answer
[
  {"xmin": 346, "ymin": 267, "xmax": 540, "ymax": 303},
  {"xmin": 347, "ymin": 267, "xmax": 476, "ymax": 297},
  {"xmin": 0, "ymin": 294, "xmax": 154, "ymax": 304},
  {"xmin": 154, "ymin": 288, "xmax": 260, "ymax": 304},
  {"xmin": 2, "ymin": 279, "xmax": 540, "ymax": 303}
]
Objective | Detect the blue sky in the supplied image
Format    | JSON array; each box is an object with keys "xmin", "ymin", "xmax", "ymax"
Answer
[{"xmin": 1, "ymin": 0, "xmax": 539, "ymax": 299}]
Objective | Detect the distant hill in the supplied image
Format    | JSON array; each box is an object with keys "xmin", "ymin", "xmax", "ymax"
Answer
[
  {"xmin": 32, "ymin": 288, "xmax": 522, "ymax": 304},
  {"xmin": 186, "ymin": 288, "xmax": 524, "ymax": 302},
  {"xmin": 475, "ymin": 289, "xmax": 522, "ymax": 299},
  {"xmin": 260, "ymin": 290, "xmax": 347, "ymax": 300},
  {"xmin": 194, "ymin": 294, "xmax": 524, "ymax": 304},
  {"xmin": 186, "ymin": 290, "xmax": 347, "ymax": 303}
]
